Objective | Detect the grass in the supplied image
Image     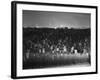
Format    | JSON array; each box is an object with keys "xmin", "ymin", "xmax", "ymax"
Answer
[{"xmin": 23, "ymin": 53, "xmax": 90, "ymax": 69}]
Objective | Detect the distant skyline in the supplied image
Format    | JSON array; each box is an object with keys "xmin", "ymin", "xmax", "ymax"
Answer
[{"xmin": 23, "ymin": 10, "xmax": 90, "ymax": 29}]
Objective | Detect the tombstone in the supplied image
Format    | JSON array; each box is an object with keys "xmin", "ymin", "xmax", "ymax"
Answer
[
  {"xmin": 26, "ymin": 50, "xmax": 30, "ymax": 59},
  {"xmin": 83, "ymin": 49, "xmax": 87, "ymax": 54},
  {"xmin": 74, "ymin": 49, "xmax": 78, "ymax": 54},
  {"xmin": 63, "ymin": 46, "xmax": 67, "ymax": 52},
  {"xmin": 71, "ymin": 46, "xmax": 74, "ymax": 54},
  {"xmin": 39, "ymin": 49, "xmax": 42, "ymax": 53},
  {"xmin": 56, "ymin": 47, "xmax": 59, "ymax": 52},
  {"xmin": 42, "ymin": 48, "xmax": 45, "ymax": 54}
]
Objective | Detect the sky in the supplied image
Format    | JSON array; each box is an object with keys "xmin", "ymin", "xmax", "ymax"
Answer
[{"xmin": 23, "ymin": 10, "xmax": 90, "ymax": 29}]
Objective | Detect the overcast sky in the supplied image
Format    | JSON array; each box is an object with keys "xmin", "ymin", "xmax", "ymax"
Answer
[{"xmin": 23, "ymin": 10, "xmax": 90, "ymax": 29}]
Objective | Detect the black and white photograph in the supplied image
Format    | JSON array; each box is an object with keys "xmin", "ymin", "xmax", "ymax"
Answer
[
  {"xmin": 11, "ymin": 1, "xmax": 97, "ymax": 79},
  {"xmin": 23, "ymin": 10, "xmax": 91, "ymax": 69}
]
